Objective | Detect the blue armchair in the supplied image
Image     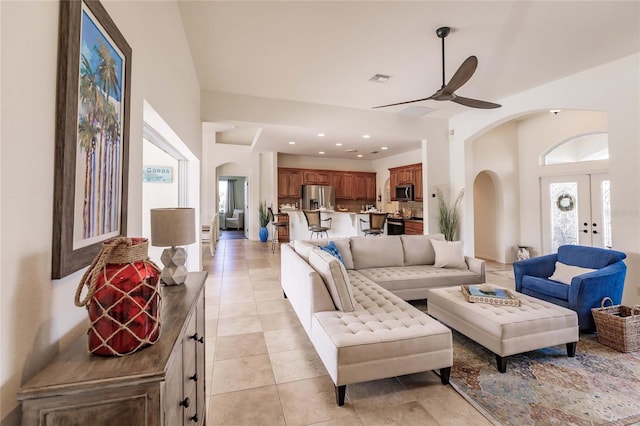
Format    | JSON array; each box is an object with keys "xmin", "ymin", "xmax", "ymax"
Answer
[{"xmin": 513, "ymin": 245, "xmax": 627, "ymax": 331}]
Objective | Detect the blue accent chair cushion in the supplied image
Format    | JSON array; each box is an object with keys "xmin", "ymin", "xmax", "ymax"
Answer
[
  {"xmin": 513, "ymin": 245, "xmax": 627, "ymax": 331},
  {"xmin": 320, "ymin": 241, "xmax": 344, "ymax": 264}
]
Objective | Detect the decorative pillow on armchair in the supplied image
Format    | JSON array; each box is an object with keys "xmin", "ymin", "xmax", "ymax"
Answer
[
  {"xmin": 431, "ymin": 240, "xmax": 468, "ymax": 269},
  {"xmin": 548, "ymin": 261, "xmax": 596, "ymax": 285}
]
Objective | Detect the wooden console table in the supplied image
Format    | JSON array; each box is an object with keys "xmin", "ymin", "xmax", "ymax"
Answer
[{"xmin": 18, "ymin": 272, "xmax": 207, "ymax": 425}]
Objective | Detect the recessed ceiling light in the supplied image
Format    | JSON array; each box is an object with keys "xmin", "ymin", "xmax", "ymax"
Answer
[
  {"xmin": 317, "ymin": 133, "xmax": 325, "ymax": 137},
  {"xmin": 369, "ymin": 74, "xmax": 390, "ymax": 83},
  {"xmin": 336, "ymin": 143, "xmax": 342, "ymax": 146},
  {"xmin": 381, "ymin": 146, "xmax": 388, "ymax": 150},
  {"xmin": 362, "ymin": 134, "xmax": 371, "ymax": 139},
  {"xmin": 549, "ymin": 109, "xmax": 562, "ymax": 115},
  {"xmin": 288, "ymin": 141, "xmax": 296, "ymax": 145},
  {"xmin": 319, "ymin": 151, "xmax": 325, "ymax": 155},
  {"xmin": 357, "ymin": 154, "xmax": 363, "ymax": 158}
]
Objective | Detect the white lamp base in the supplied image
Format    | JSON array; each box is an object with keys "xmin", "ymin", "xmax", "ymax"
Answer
[{"xmin": 160, "ymin": 246, "xmax": 188, "ymax": 285}]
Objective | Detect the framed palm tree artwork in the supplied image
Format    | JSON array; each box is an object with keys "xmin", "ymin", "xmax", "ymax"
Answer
[{"xmin": 52, "ymin": 0, "xmax": 131, "ymax": 279}]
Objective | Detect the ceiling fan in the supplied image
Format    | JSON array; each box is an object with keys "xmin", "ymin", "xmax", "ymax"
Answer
[{"xmin": 373, "ymin": 26, "xmax": 501, "ymax": 110}]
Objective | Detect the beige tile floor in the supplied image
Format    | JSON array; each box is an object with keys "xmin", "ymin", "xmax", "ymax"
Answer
[{"xmin": 203, "ymin": 239, "xmax": 513, "ymax": 426}]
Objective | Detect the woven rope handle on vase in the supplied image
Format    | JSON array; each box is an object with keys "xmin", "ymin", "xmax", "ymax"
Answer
[{"xmin": 74, "ymin": 237, "xmax": 133, "ymax": 307}]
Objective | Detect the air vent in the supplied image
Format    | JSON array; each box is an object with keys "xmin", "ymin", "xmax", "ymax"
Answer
[
  {"xmin": 369, "ymin": 74, "xmax": 390, "ymax": 83},
  {"xmin": 370, "ymin": 150, "xmax": 379, "ymax": 154},
  {"xmin": 345, "ymin": 149, "xmax": 357, "ymax": 153}
]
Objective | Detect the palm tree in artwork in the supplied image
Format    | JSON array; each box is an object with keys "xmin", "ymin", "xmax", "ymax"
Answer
[
  {"xmin": 94, "ymin": 40, "xmax": 121, "ymax": 233},
  {"xmin": 102, "ymin": 101, "xmax": 120, "ymax": 233},
  {"xmin": 79, "ymin": 55, "xmax": 103, "ymax": 238}
]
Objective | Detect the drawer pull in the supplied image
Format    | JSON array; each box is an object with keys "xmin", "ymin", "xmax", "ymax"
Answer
[
  {"xmin": 180, "ymin": 397, "xmax": 190, "ymax": 408},
  {"xmin": 190, "ymin": 413, "xmax": 199, "ymax": 422},
  {"xmin": 190, "ymin": 373, "xmax": 198, "ymax": 382},
  {"xmin": 190, "ymin": 333, "xmax": 204, "ymax": 343}
]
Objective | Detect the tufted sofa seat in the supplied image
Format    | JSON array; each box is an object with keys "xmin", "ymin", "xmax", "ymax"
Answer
[{"xmin": 281, "ymin": 239, "xmax": 456, "ymax": 406}]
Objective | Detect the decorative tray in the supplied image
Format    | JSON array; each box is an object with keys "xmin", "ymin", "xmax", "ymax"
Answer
[{"xmin": 461, "ymin": 285, "xmax": 521, "ymax": 306}]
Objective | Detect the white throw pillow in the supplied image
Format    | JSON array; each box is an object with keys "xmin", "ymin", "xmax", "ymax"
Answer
[
  {"xmin": 431, "ymin": 240, "xmax": 467, "ymax": 269},
  {"xmin": 293, "ymin": 240, "xmax": 315, "ymax": 262},
  {"xmin": 548, "ymin": 261, "xmax": 596, "ymax": 285},
  {"xmin": 308, "ymin": 248, "xmax": 356, "ymax": 312}
]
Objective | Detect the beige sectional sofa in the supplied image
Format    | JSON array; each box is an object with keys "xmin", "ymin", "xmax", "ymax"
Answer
[{"xmin": 280, "ymin": 234, "xmax": 486, "ymax": 405}]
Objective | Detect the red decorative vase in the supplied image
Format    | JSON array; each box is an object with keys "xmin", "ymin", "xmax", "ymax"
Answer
[{"xmin": 75, "ymin": 237, "xmax": 162, "ymax": 356}]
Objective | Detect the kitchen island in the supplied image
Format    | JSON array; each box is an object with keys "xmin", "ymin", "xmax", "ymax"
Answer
[{"xmin": 282, "ymin": 210, "xmax": 388, "ymax": 241}]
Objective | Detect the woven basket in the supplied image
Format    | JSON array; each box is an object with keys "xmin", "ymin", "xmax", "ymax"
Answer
[{"xmin": 591, "ymin": 297, "xmax": 640, "ymax": 353}]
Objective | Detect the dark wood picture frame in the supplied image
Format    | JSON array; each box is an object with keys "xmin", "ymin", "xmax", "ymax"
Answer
[{"xmin": 52, "ymin": 0, "xmax": 131, "ymax": 279}]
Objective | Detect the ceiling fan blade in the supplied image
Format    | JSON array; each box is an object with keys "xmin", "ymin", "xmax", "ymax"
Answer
[
  {"xmin": 442, "ymin": 56, "xmax": 477, "ymax": 94},
  {"xmin": 372, "ymin": 96, "xmax": 434, "ymax": 109},
  {"xmin": 451, "ymin": 95, "xmax": 501, "ymax": 109}
]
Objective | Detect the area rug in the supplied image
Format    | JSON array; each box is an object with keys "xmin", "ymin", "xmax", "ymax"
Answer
[{"xmin": 448, "ymin": 331, "xmax": 640, "ymax": 425}]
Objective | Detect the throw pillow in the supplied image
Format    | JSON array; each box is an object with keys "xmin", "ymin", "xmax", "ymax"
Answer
[
  {"xmin": 548, "ymin": 261, "xmax": 597, "ymax": 285},
  {"xmin": 431, "ymin": 240, "xmax": 467, "ymax": 269},
  {"xmin": 319, "ymin": 241, "xmax": 344, "ymax": 264},
  {"xmin": 401, "ymin": 234, "xmax": 445, "ymax": 265},
  {"xmin": 308, "ymin": 248, "xmax": 356, "ymax": 312}
]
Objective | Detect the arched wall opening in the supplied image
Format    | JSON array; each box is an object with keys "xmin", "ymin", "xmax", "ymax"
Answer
[{"xmin": 473, "ymin": 170, "xmax": 502, "ymax": 262}]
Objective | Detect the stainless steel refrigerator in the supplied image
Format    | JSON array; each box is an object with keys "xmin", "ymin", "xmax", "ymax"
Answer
[{"xmin": 301, "ymin": 185, "xmax": 335, "ymax": 210}]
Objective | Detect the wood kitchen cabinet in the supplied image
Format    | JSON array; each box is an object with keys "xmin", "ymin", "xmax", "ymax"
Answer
[
  {"xmin": 302, "ymin": 170, "xmax": 330, "ymax": 185},
  {"xmin": 18, "ymin": 272, "xmax": 208, "ymax": 426},
  {"xmin": 389, "ymin": 163, "xmax": 422, "ymax": 201},
  {"xmin": 405, "ymin": 220, "xmax": 424, "ymax": 235},
  {"xmin": 413, "ymin": 164, "xmax": 423, "ymax": 201},
  {"xmin": 278, "ymin": 168, "xmax": 302, "ymax": 198},
  {"xmin": 278, "ymin": 168, "xmax": 376, "ymax": 202}
]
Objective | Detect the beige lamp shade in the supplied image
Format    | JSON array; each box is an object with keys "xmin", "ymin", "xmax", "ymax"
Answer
[{"xmin": 150, "ymin": 208, "xmax": 196, "ymax": 247}]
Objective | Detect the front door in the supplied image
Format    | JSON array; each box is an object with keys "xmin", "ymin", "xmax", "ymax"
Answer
[{"xmin": 541, "ymin": 173, "xmax": 611, "ymax": 253}]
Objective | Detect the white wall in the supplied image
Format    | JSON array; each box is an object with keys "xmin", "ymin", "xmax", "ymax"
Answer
[
  {"xmin": 278, "ymin": 154, "xmax": 375, "ymax": 172},
  {"xmin": 471, "ymin": 121, "xmax": 520, "ymax": 262},
  {"xmin": 451, "ymin": 54, "xmax": 639, "ymax": 306},
  {"xmin": 0, "ymin": 1, "xmax": 201, "ymax": 423}
]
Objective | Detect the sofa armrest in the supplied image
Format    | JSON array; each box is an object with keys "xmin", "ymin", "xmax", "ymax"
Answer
[
  {"xmin": 568, "ymin": 261, "xmax": 627, "ymax": 308},
  {"xmin": 281, "ymin": 244, "xmax": 335, "ymax": 335},
  {"xmin": 465, "ymin": 257, "xmax": 486, "ymax": 282},
  {"xmin": 513, "ymin": 253, "xmax": 558, "ymax": 291}
]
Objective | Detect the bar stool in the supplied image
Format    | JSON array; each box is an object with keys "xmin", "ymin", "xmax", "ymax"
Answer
[
  {"xmin": 268, "ymin": 207, "xmax": 287, "ymax": 253},
  {"xmin": 303, "ymin": 210, "xmax": 332, "ymax": 239}
]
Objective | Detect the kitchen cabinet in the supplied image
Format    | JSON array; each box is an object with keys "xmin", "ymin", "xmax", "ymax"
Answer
[
  {"xmin": 18, "ymin": 272, "xmax": 208, "ymax": 426},
  {"xmin": 413, "ymin": 164, "xmax": 423, "ymax": 201},
  {"xmin": 275, "ymin": 212, "xmax": 290, "ymax": 242},
  {"xmin": 405, "ymin": 220, "xmax": 424, "ymax": 235},
  {"xmin": 278, "ymin": 168, "xmax": 302, "ymax": 198},
  {"xmin": 302, "ymin": 170, "xmax": 330, "ymax": 185},
  {"xmin": 330, "ymin": 172, "xmax": 345, "ymax": 199},
  {"xmin": 278, "ymin": 168, "xmax": 376, "ymax": 202},
  {"xmin": 389, "ymin": 163, "xmax": 422, "ymax": 201}
]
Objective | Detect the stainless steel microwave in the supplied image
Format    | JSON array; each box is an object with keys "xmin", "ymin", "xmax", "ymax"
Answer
[{"xmin": 395, "ymin": 184, "xmax": 414, "ymax": 201}]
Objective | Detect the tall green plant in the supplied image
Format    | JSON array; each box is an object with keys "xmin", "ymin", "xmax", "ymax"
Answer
[
  {"xmin": 436, "ymin": 188, "xmax": 464, "ymax": 241},
  {"xmin": 258, "ymin": 201, "xmax": 270, "ymax": 227}
]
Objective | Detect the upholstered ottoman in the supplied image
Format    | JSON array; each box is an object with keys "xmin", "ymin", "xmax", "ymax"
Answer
[{"xmin": 427, "ymin": 286, "xmax": 579, "ymax": 372}]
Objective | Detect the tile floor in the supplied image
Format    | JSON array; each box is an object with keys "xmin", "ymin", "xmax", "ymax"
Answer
[{"xmin": 203, "ymin": 239, "xmax": 514, "ymax": 425}]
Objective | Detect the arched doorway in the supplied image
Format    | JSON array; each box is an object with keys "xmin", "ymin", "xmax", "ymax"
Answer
[{"xmin": 473, "ymin": 170, "xmax": 502, "ymax": 262}]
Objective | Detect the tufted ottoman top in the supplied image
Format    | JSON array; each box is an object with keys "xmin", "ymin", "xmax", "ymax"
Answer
[
  {"xmin": 313, "ymin": 271, "xmax": 451, "ymax": 365},
  {"xmin": 427, "ymin": 286, "xmax": 578, "ymax": 340}
]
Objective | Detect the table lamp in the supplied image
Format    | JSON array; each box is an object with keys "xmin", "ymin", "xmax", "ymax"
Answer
[{"xmin": 150, "ymin": 207, "xmax": 196, "ymax": 285}]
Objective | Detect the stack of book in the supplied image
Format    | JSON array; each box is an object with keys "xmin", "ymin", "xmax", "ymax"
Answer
[{"xmin": 461, "ymin": 284, "xmax": 521, "ymax": 306}]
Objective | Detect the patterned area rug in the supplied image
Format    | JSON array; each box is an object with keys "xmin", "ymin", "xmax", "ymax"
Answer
[{"xmin": 448, "ymin": 331, "xmax": 640, "ymax": 425}]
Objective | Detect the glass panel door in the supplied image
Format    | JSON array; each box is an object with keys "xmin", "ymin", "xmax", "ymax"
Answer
[{"xmin": 541, "ymin": 174, "xmax": 611, "ymax": 253}]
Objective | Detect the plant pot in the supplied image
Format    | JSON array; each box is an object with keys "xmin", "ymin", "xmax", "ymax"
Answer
[{"xmin": 259, "ymin": 226, "xmax": 269, "ymax": 242}]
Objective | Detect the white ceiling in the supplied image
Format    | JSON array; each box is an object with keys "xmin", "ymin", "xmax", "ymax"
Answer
[{"xmin": 179, "ymin": 1, "xmax": 640, "ymax": 159}]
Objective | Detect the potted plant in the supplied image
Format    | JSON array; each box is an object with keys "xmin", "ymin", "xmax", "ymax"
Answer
[
  {"xmin": 436, "ymin": 188, "xmax": 464, "ymax": 241},
  {"xmin": 258, "ymin": 201, "xmax": 270, "ymax": 242}
]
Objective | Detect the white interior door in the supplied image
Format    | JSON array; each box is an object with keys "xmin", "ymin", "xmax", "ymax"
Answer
[{"xmin": 541, "ymin": 174, "xmax": 611, "ymax": 253}]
